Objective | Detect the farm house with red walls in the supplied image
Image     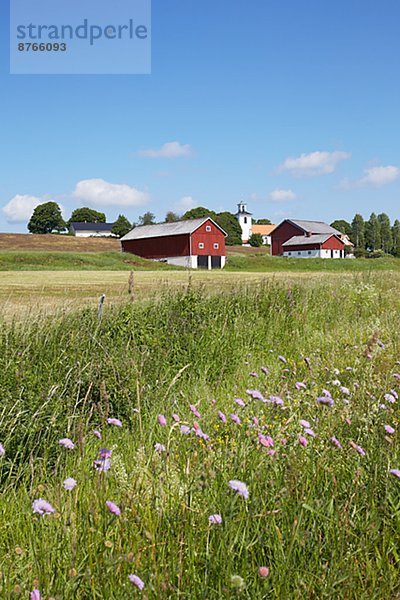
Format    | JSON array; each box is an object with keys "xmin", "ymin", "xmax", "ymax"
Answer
[
  {"xmin": 271, "ymin": 219, "xmax": 346, "ymax": 258},
  {"xmin": 120, "ymin": 218, "xmax": 227, "ymax": 269}
]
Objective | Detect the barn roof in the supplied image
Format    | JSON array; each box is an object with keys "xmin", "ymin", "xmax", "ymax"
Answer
[
  {"xmin": 286, "ymin": 219, "xmax": 341, "ymax": 235},
  {"xmin": 282, "ymin": 234, "xmax": 344, "ymax": 247},
  {"xmin": 70, "ymin": 222, "xmax": 114, "ymax": 231},
  {"xmin": 121, "ymin": 218, "xmax": 227, "ymax": 241}
]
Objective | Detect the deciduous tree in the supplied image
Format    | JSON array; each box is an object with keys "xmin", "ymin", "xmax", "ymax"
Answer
[
  {"xmin": 68, "ymin": 207, "xmax": 106, "ymax": 226},
  {"xmin": 378, "ymin": 213, "xmax": 392, "ymax": 253},
  {"xmin": 351, "ymin": 214, "xmax": 365, "ymax": 249},
  {"xmin": 365, "ymin": 213, "xmax": 381, "ymax": 251},
  {"xmin": 28, "ymin": 202, "xmax": 66, "ymax": 234},
  {"xmin": 111, "ymin": 214, "xmax": 132, "ymax": 238},
  {"xmin": 138, "ymin": 212, "xmax": 156, "ymax": 226}
]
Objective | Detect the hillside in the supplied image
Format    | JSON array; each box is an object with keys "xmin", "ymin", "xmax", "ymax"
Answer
[{"xmin": 0, "ymin": 232, "xmax": 121, "ymax": 252}]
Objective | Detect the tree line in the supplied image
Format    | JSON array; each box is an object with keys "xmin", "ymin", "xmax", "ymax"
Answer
[{"xmin": 331, "ymin": 213, "xmax": 400, "ymax": 257}]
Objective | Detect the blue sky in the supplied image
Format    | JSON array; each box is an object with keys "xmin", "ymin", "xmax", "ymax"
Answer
[{"xmin": 1, "ymin": 0, "xmax": 400, "ymax": 232}]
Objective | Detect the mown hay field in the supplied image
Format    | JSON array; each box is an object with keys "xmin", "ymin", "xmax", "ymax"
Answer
[{"xmin": 0, "ymin": 272, "xmax": 400, "ymax": 598}]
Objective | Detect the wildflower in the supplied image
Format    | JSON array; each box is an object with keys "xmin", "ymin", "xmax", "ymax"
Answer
[
  {"xmin": 99, "ymin": 448, "xmax": 112, "ymax": 458},
  {"xmin": 259, "ymin": 434, "xmax": 274, "ymax": 448},
  {"xmin": 390, "ymin": 389, "xmax": 399, "ymax": 399},
  {"xmin": 129, "ymin": 574, "xmax": 145, "ymax": 590},
  {"xmin": 230, "ymin": 575, "xmax": 245, "ymax": 589},
  {"xmin": 253, "ymin": 417, "xmax": 259, "ymax": 426},
  {"xmin": 172, "ymin": 413, "xmax": 180, "ymax": 422},
  {"xmin": 106, "ymin": 501, "xmax": 121, "ymax": 516},
  {"xmin": 322, "ymin": 389, "xmax": 332, "ymax": 397},
  {"xmin": 330, "ymin": 436, "xmax": 342, "ymax": 449},
  {"xmin": 230, "ymin": 413, "xmax": 241, "ymax": 425},
  {"xmin": 154, "ymin": 443, "xmax": 166, "ymax": 453},
  {"xmin": 304, "ymin": 428, "xmax": 316, "ymax": 437},
  {"xmin": 228, "ymin": 480, "xmax": 249, "ymax": 499},
  {"xmin": 300, "ymin": 419, "xmax": 310, "ymax": 429},
  {"xmin": 340, "ymin": 386, "xmax": 350, "ymax": 395},
  {"xmin": 107, "ymin": 418, "xmax": 122, "ymax": 427},
  {"xmin": 15, "ymin": 546, "xmax": 23, "ymax": 555},
  {"xmin": 194, "ymin": 428, "xmax": 210, "ymax": 441},
  {"xmin": 32, "ymin": 499, "xmax": 55, "ymax": 516},
  {"xmin": 30, "ymin": 591, "xmax": 41, "ymax": 600},
  {"xmin": 208, "ymin": 514, "xmax": 222, "ymax": 524},
  {"xmin": 270, "ymin": 395, "xmax": 284, "ymax": 406},
  {"xmin": 59, "ymin": 438, "xmax": 75, "ymax": 450},
  {"xmin": 261, "ymin": 366, "xmax": 269, "ymax": 375},
  {"xmin": 218, "ymin": 410, "xmax": 227, "ymax": 423},
  {"xmin": 93, "ymin": 429, "xmax": 101, "ymax": 439},
  {"xmin": 393, "ymin": 373, "xmax": 400, "ymax": 380},
  {"xmin": 158, "ymin": 414, "xmax": 167, "ymax": 427},
  {"xmin": 94, "ymin": 449, "xmax": 112, "ymax": 472},
  {"xmin": 278, "ymin": 355, "xmax": 287, "ymax": 363},
  {"xmin": 384, "ymin": 393, "xmax": 396, "ymax": 404},
  {"xmin": 295, "ymin": 382, "xmax": 306, "ymax": 390},
  {"xmin": 389, "ymin": 469, "xmax": 400, "ymax": 479},
  {"xmin": 249, "ymin": 371, "xmax": 258, "ymax": 377},
  {"xmin": 317, "ymin": 396, "xmax": 334, "ymax": 406},
  {"xmin": 332, "ymin": 379, "xmax": 341, "ymax": 387},
  {"xmin": 349, "ymin": 441, "xmax": 366, "ymax": 456},
  {"xmin": 234, "ymin": 398, "xmax": 246, "ymax": 407},
  {"xmin": 298, "ymin": 435, "xmax": 308, "ymax": 447},
  {"xmin": 246, "ymin": 389, "xmax": 264, "ymax": 401},
  {"xmin": 0, "ymin": 443, "xmax": 4, "ymax": 456},
  {"xmin": 63, "ymin": 477, "xmax": 77, "ymax": 491},
  {"xmin": 281, "ymin": 438, "xmax": 287, "ymax": 445},
  {"xmin": 259, "ymin": 566, "xmax": 269, "ymax": 577},
  {"xmin": 190, "ymin": 405, "xmax": 201, "ymax": 418},
  {"xmin": 180, "ymin": 425, "xmax": 191, "ymax": 435},
  {"xmin": 384, "ymin": 425, "xmax": 395, "ymax": 434}
]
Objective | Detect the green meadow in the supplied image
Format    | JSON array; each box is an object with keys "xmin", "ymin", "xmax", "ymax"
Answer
[{"xmin": 1, "ymin": 273, "xmax": 400, "ymax": 598}]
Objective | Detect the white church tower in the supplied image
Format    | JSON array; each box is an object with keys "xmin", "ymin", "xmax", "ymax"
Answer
[{"xmin": 235, "ymin": 202, "xmax": 252, "ymax": 244}]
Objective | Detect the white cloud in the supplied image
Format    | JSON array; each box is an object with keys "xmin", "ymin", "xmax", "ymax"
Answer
[
  {"xmin": 73, "ymin": 179, "xmax": 149, "ymax": 207},
  {"xmin": 269, "ymin": 189, "xmax": 297, "ymax": 202},
  {"xmin": 2, "ymin": 194, "xmax": 43, "ymax": 223},
  {"xmin": 277, "ymin": 151, "xmax": 351, "ymax": 176},
  {"xmin": 139, "ymin": 141, "xmax": 193, "ymax": 159},
  {"xmin": 176, "ymin": 196, "xmax": 195, "ymax": 211},
  {"xmin": 358, "ymin": 165, "xmax": 398, "ymax": 187}
]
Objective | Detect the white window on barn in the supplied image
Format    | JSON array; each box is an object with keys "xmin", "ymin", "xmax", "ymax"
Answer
[
  {"xmin": 199, "ymin": 242, "xmax": 204, "ymax": 249},
  {"xmin": 214, "ymin": 243, "xmax": 219, "ymax": 249},
  {"xmin": 206, "ymin": 225, "xmax": 211, "ymax": 232}
]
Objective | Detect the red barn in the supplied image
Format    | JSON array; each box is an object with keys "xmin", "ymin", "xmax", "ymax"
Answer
[
  {"xmin": 271, "ymin": 219, "xmax": 345, "ymax": 258},
  {"xmin": 120, "ymin": 217, "xmax": 227, "ymax": 269}
]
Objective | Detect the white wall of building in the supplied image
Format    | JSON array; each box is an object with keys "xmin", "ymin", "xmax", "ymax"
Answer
[
  {"xmin": 74, "ymin": 231, "xmax": 115, "ymax": 238},
  {"xmin": 153, "ymin": 255, "xmax": 225, "ymax": 269},
  {"xmin": 283, "ymin": 248, "xmax": 344, "ymax": 258},
  {"xmin": 236, "ymin": 203, "xmax": 252, "ymax": 243}
]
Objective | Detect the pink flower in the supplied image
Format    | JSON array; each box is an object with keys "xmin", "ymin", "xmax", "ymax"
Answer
[
  {"xmin": 228, "ymin": 479, "xmax": 249, "ymax": 499},
  {"xmin": 107, "ymin": 418, "xmax": 122, "ymax": 427},
  {"xmin": 234, "ymin": 398, "xmax": 246, "ymax": 407},
  {"xmin": 259, "ymin": 566, "xmax": 269, "ymax": 577},
  {"xmin": 154, "ymin": 443, "xmax": 166, "ymax": 453},
  {"xmin": 278, "ymin": 355, "xmax": 287, "ymax": 363},
  {"xmin": 298, "ymin": 435, "xmax": 308, "ymax": 447},
  {"xmin": 190, "ymin": 405, "xmax": 201, "ymax": 418},
  {"xmin": 259, "ymin": 434, "xmax": 274, "ymax": 448},
  {"xmin": 330, "ymin": 436, "xmax": 342, "ymax": 449},
  {"xmin": 300, "ymin": 419, "xmax": 310, "ymax": 429},
  {"xmin": 30, "ymin": 591, "xmax": 41, "ymax": 600},
  {"xmin": 389, "ymin": 468, "xmax": 400, "ymax": 479},
  {"xmin": 172, "ymin": 413, "xmax": 180, "ymax": 422},
  {"xmin": 32, "ymin": 499, "xmax": 55, "ymax": 516},
  {"xmin": 261, "ymin": 366, "xmax": 269, "ymax": 375},
  {"xmin": 218, "ymin": 410, "xmax": 227, "ymax": 423},
  {"xmin": 180, "ymin": 425, "xmax": 191, "ymax": 434},
  {"xmin": 208, "ymin": 513, "xmax": 222, "ymax": 524},
  {"xmin": 93, "ymin": 429, "xmax": 102, "ymax": 439},
  {"xmin": 384, "ymin": 424, "xmax": 395, "ymax": 434},
  {"xmin": 350, "ymin": 441, "xmax": 366, "ymax": 456},
  {"xmin": 0, "ymin": 443, "xmax": 4, "ymax": 456},
  {"xmin": 295, "ymin": 382, "xmax": 306, "ymax": 390},
  {"xmin": 59, "ymin": 438, "xmax": 75, "ymax": 450},
  {"xmin": 316, "ymin": 396, "xmax": 334, "ymax": 406},
  {"xmin": 63, "ymin": 477, "xmax": 77, "ymax": 491},
  {"xmin": 230, "ymin": 413, "xmax": 241, "ymax": 425},
  {"xmin": 129, "ymin": 574, "xmax": 145, "ymax": 590},
  {"xmin": 158, "ymin": 414, "xmax": 167, "ymax": 426},
  {"xmin": 249, "ymin": 371, "xmax": 258, "ymax": 377},
  {"xmin": 304, "ymin": 428, "xmax": 316, "ymax": 437},
  {"xmin": 106, "ymin": 501, "xmax": 121, "ymax": 516}
]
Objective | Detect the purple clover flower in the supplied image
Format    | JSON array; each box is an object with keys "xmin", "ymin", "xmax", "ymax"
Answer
[
  {"xmin": 129, "ymin": 574, "xmax": 145, "ymax": 590},
  {"xmin": 340, "ymin": 386, "xmax": 350, "ymax": 395},
  {"xmin": 59, "ymin": 438, "xmax": 75, "ymax": 450},
  {"xmin": 218, "ymin": 410, "xmax": 227, "ymax": 423},
  {"xmin": 295, "ymin": 382, "xmax": 307, "ymax": 390},
  {"xmin": 172, "ymin": 413, "xmax": 180, "ymax": 422},
  {"xmin": 106, "ymin": 501, "xmax": 121, "ymax": 516},
  {"xmin": 180, "ymin": 425, "xmax": 191, "ymax": 434},
  {"xmin": 32, "ymin": 498, "xmax": 55, "ymax": 516},
  {"xmin": 107, "ymin": 418, "xmax": 122, "ymax": 427},
  {"xmin": 234, "ymin": 398, "xmax": 246, "ymax": 407},
  {"xmin": 298, "ymin": 435, "xmax": 308, "ymax": 447},
  {"xmin": 330, "ymin": 436, "xmax": 342, "ymax": 449},
  {"xmin": 249, "ymin": 371, "xmax": 258, "ymax": 377},
  {"xmin": 389, "ymin": 469, "xmax": 400, "ymax": 479},
  {"xmin": 304, "ymin": 428, "xmax": 316, "ymax": 437},
  {"xmin": 93, "ymin": 429, "xmax": 102, "ymax": 439},
  {"xmin": 154, "ymin": 443, "xmax": 166, "ymax": 453},
  {"xmin": 230, "ymin": 413, "xmax": 241, "ymax": 425},
  {"xmin": 30, "ymin": 591, "xmax": 41, "ymax": 600},
  {"xmin": 384, "ymin": 424, "xmax": 395, "ymax": 434},
  {"xmin": 190, "ymin": 405, "xmax": 201, "ymax": 418},
  {"xmin": 261, "ymin": 366, "xmax": 269, "ymax": 375},
  {"xmin": 228, "ymin": 480, "xmax": 249, "ymax": 499},
  {"xmin": 0, "ymin": 443, "xmax": 4, "ymax": 456},
  {"xmin": 63, "ymin": 477, "xmax": 77, "ymax": 491},
  {"xmin": 278, "ymin": 355, "xmax": 287, "ymax": 363},
  {"xmin": 208, "ymin": 513, "xmax": 222, "ymax": 524},
  {"xmin": 317, "ymin": 396, "xmax": 334, "ymax": 406},
  {"xmin": 300, "ymin": 419, "xmax": 310, "ymax": 429},
  {"xmin": 350, "ymin": 441, "xmax": 366, "ymax": 456},
  {"xmin": 157, "ymin": 414, "xmax": 167, "ymax": 427}
]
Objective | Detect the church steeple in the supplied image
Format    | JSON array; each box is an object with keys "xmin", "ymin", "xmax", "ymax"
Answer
[{"xmin": 235, "ymin": 201, "xmax": 252, "ymax": 244}]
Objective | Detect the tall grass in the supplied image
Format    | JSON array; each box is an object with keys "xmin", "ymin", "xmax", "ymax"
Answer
[{"xmin": 0, "ymin": 275, "xmax": 400, "ymax": 598}]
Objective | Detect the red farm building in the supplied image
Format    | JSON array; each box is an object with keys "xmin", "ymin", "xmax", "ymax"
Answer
[
  {"xmin": 271, "ymin": 219, "xmax": 346, "ymax": 258},
  {"xmin": 120, "ymin": 217, "xmax": 227, "ymax": 269}
]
